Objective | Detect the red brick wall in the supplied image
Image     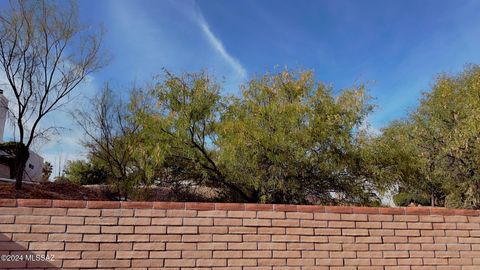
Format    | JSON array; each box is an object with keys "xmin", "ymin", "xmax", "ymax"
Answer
[{"xmin": 1, "ymin": 199, "xmax": 480, "ymax": 269}]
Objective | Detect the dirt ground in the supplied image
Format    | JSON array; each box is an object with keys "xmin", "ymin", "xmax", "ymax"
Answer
[
  {"xmin": 0, "ymin": 181, "xmax": 220, "ymax": 202},
  {"xmin": 0, "ymin": 181, "xmax": 110, "ymax": 200}
]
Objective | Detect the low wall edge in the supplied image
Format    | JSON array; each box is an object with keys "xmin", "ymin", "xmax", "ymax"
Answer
[{"xmin": 0, "ymin": 199, "xmax": 477, "ymax": 216}]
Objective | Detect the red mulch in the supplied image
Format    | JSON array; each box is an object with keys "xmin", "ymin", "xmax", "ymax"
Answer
[{"xmin": 0, "ymin": 182, "xmax": 110, "ymax": 200}]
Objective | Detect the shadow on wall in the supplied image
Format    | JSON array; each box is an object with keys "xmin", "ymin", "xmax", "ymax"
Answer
[{"xmin": 0, "ymin": 234, "xmax": 60, "ymax": 269}]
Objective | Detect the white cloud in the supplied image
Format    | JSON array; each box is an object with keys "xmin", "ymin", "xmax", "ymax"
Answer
[
  {"xmin": 196, "ymin": 14, "xmax": 247, "ymax": 79},
  {"xmin": 107, "ymin": 0, "xmax": 247, "ymax": 84}
]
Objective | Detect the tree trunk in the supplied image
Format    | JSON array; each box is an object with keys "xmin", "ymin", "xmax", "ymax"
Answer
[{"xmin": 14, "ymin": 143, "xmax": 29, "ymax": 190}]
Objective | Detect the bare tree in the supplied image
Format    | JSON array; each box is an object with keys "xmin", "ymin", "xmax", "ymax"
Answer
[
  {"xmin": 0, "ymin": 0, "xmax": 105, "ymax": 189},
  {"xmin": 73, "ymin": 86, "xmax": 144, "ymax": 200}
]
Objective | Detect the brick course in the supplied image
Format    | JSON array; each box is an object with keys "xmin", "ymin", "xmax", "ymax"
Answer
[{"xmin": 0, "ymin": 199, "xmax": 480, "ymax": 269}]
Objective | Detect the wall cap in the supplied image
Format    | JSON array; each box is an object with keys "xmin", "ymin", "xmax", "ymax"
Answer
[{"xmin": 0, "ymin": 199, "xmax": 478, "ymax": 216}]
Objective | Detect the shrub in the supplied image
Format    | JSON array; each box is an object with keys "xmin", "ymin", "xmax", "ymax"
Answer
[
  {"xmin": 63, "ymin": 160, "xmax": 108, "ymax": 185},
  {"xmin": 393, "ymin": 192, "xmax": 430, "ymax": 206}
]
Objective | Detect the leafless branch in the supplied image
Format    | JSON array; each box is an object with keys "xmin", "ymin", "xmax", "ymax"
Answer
[{"xmin": 0, "ymin": 0, "xmax": 105, "ymax": 188}]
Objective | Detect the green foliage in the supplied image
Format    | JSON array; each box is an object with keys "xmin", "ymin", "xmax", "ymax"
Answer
[
  {"xmin": 74, "ymin": 86, "xmax": 157, "ymax": 200},
  {"xmin": 76, "ymin": 66, "xmax": 480, "ymax": 207},
  {"xmin": 365, "ymin": 65, "xmax": 480, "ymax": 208},
  {"xmin": 359, "ymin": 120, "xmax": 445, "ymax": 206},
  {"xmin": 218, "ymin": 70, "xmax": 375, "ymax": 204},
  {"xmin": 393, "ymin": 192, "xmax": 431, "ymax": 207},
  {"xmin": 0, "ymin": 141, "xmax": 28, "ymax": 157},
  {"xmin": 131, "ymin": 71, "xmax": 239, "ymax": 198},
  {"xmin": 417, "ymin": 67, "xmax": 480, "ymax": 208},
  {"xmin": 131, "ymin": 69, "xmax": 377, "ymax": 204},
  {"xmin": 63, "ymin": 160, "xmax": 107, "ymax": 185}
]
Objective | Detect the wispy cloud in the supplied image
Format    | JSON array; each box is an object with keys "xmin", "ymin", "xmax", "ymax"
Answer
[
  {"xmin": 195, "ymin": 13, "xmax": 247, "ymax": 79},
  {"xmin": 106, "ymin": 0, "xmax": 247, "ymax": 86}
]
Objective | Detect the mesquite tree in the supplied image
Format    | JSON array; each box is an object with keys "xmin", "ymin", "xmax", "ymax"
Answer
[
  {"xmin": 362, "ymin": 66, "xmax": 480, "ymax": 208},
  {"xmin": 0, "ymin": 0, "xmax": 104, "ymax": 189},
  {"xmin": 131, "ymin": 70, "xmax": 376, "ymax": 204}
]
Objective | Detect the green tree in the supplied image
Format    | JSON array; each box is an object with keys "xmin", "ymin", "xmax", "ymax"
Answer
[
  {"xmin": 414, "ymin": 66, "xmax": 480, "ymax": 208},
  {"xmin": 133, "ymin": 69, "xmax": 377, "ymax": 204},
  {"xmin": 218, "ymin": 70, "xmax": 375, "ymax": 204},
  {"xmin": 131, "ymin": 71, "xmax": 244, "ymax": 200},
  {"xmin": 63, "ymin": 160, "xmax": 107, "ymax": 185},
  {"xmin": 73, "ymin": 86, "xmax": 155, "ymax": 199},
  {"xmin": 359, "ymin": 121, "xmax": 445, "ymax": 206},
  {"xmin": 366, "ymin": 66, "xmax": 480, "ymax": 208}
]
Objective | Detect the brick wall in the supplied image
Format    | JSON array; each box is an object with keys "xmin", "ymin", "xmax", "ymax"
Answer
[{"xmin": 1, "ymin": 199, "xmax": 480, "ymax": 269}]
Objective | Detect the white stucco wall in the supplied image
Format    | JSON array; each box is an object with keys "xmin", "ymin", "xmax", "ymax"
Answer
[
  {"xmin": 0, "ymin": 92, "xmax": 44, "ymax": 182},
  {"xmin": 24, "ymin": 150, "xmax": 44, "ymax": 182},
  {"xmin": 0, "ymin": 94, "xmax": 8, "ymax": 143}
]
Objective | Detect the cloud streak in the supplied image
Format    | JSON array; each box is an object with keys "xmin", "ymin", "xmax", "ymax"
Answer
[{"xmin": 194, "ymin": 9, "xmax": 247, "ymax": 79}]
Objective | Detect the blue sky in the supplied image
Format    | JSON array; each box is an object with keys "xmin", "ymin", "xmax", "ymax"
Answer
[
  {"xmin": 3, "ymin": 0, "xmax": 480, "ymax": 175},
  {"xmin": 80, "ymin": 0, "xmax": 480, "ymax": 127}
]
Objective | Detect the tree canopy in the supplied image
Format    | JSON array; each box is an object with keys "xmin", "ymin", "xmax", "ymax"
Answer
[
  {"xmin": 364, "ymin": 66, "xmax": 480, "ymax": 208},
  {"xmin": 117, "ymin": 69, "xmax": 377, "ymax": 204},
  {"xmin": 217, "ymin": 70, "xmax": 375, "ymax": 204},
  {"xmin": 70, "ymin": 65, "xmax": 480, "ymax": 208}
]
